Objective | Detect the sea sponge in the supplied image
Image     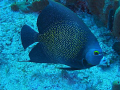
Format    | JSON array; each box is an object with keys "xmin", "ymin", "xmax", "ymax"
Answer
[
  {"xmin": 11, "ymin": 3, "xmax": 19, "ymax": 11},
  {"xmin": 112, "ymin": 80, "xmax": 120, "ymax": 90},
  {"xmin": 66, "ymin": 0, "xmax": 77, "ymax": 5},
  {"xmin": 86, "ymin": 0, "xmax": 105, "ymax": 27},
  {"xmin": 112, "ymin": 6, "xmax": 120, "ymax": 38},
  {"xmin": 11, "ymin": 2, "xmax": 32, "ymax": 13},
  {"xmin": 113, "ymin": 0, "xmax": 119, "ymax": 10},
  {"xmin": 11, "ymin": 0, "xmax": 49, "ymax": 13},
  {"xmin": 112, "ymin": 42, "xmax": 120, "ymax": 55},
  {"xmin": 65, "ymin": 0, "xmax": 90, "ymax": 13},
  {"xmin": 31, "ymin": 0, "xmax": 49, "ymax": 12},
  {"xmin": 103, "ymin": 0, "xmax": 119, "ymax": 28},
  {"xmin": 86, "ymin": 0, "xmax": 105, "ymax": 16},
  {"xmin": 86, "ymin": 0, "xmax": 120, "ymax": 28}
]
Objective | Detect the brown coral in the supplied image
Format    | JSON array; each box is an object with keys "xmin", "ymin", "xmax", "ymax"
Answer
[
  {"xmin": 66, "ymin": 0, "xmax": 78, "ymax": 5},
  {"xmin": 11, "ymin": 3, "xmax": 19, "ymax": 11},
  {"xmin": 31, "ymin": 0, "xmax": 49, "ymax": 12},
  {"xmin": 86, "ymin": 0, "xmax": 105, "ymax": 16},
  {"xmin": 11, "ymin": 0, "xmax": 49, "ymax": 13}
]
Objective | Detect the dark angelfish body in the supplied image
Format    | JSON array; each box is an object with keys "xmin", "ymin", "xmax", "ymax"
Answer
[{"xmin": 21, "ymin": 0, "xmax": 106, "ymax": 70}]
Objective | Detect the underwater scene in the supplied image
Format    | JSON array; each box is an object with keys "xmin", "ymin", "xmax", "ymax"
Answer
[{"xmin": 1, "ymin": 0, "xmax": 120, "ymax": 90}]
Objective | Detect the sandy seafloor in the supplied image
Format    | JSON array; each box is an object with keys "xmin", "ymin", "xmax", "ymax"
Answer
[{"xmin": 1, "ymin": 1, "xmax": 120, "ymax": 90}]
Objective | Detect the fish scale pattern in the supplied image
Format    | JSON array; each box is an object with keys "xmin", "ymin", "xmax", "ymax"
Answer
[{"xmin": 38, "ymin": 20, "xmax": 88, "ymax": 61}]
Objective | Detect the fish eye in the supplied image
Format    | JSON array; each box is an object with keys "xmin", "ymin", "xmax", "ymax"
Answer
[{"xmin": 94, "ymin": 51, "xmax": 99, "ymax": 55}]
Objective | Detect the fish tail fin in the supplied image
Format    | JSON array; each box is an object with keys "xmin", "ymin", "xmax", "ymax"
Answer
[{"xmin": 21, "ymin": 25, "xmax": 39, "ymax": 49}]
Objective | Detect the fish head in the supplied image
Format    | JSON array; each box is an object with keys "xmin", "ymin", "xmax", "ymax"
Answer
[{"xmin": 85, "ymin": 48, "xmax": 105, "ymax": 65}]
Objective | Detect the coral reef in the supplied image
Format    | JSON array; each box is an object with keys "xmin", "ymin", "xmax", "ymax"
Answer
[
  {"xmin": 107, "ymin": 9, "xmax": 115, "ymax": 31},
  {"xmin": 106, "ymin": 0, "xmax": 119, "ymax": 32},
  {"xmin": 66, "ymin": 0, "xmax": 77, "ymax": 5},
  {"xmin": 105, "ymin": 4, "xmax": 113, "ymax": 28},
  {"xmin": 11, "ymin": 2, "xmax": 32, "ymax": 13},
  {"xmin": 112, "ymin": 6, "xmax": 120, "ymax": 38},
  {"xmin": 11, "ymin": 3, "xmax": 19, "ymax": 11},
  {"xmin": 86, "ymin": 0, "xmax": 105, "ymax": 16},
  {"xmin": 86, "ymin": 0, "xmax": 120, "ymax": 28},
  {"xmin": 111, "ymin": 1, "xmax": 120, "ymax": 55},
  {"xmin": 105, "ymin": 0, "xmax": 119, "ymax": 28},
  {"xmin": 112, "ymin": 42, "xmax": 120, "ymax": 55},
  {"xmin": 86, "ymin": 0, "xmax": 105, "ymax": 27},
  {"xmin": 11, "ymin": 0, "xmax": 49, "ymax": 13},
  {"xmin": 113, "ymin": 0, "xmax": 119, "ymax": 11},
  {"xmin": 30, "ymin": 0, "xmax": 49, "ymax": 12},
  {"xmin": 65, "ymin": 0, "xmax": 90, "ymax": 13},
  {"xmin": 10, "ymin": 0, "xmax": 90, "ymax": 13}
]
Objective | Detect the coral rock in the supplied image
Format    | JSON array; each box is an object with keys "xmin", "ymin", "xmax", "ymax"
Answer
[
  {"xmin": 112, "ymin": 42, "xmax": 120, "ymax": 55},
  {"xmin": 31, "ymin": 0, "xmax": 49, "ymax": 12},
  {"xmin": 11, "ymin": 3, "xmax": 19, "ymax": 11},
  {"xmin": 86, "ymin": 0, "xmax": 105, "ymax": 16}
]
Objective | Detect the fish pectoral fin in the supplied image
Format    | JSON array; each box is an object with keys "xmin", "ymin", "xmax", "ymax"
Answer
[
  {"xmin": 29, "ymin": 43, "xmax": 53, "ymax": 63},
  {"xmin": 58, "ymin": 67, "xmax": 81, "ymax": 71}
]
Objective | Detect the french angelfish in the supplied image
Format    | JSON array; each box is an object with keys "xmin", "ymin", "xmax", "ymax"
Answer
[{"xmin": 21, "ymin": 0, "xmax": 106, "ymax": 70}]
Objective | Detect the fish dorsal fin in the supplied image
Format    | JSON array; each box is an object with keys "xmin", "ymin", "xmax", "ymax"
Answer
[{"xmin": 37, "ymin": 0, "xmax": 80, "ymax": 34}]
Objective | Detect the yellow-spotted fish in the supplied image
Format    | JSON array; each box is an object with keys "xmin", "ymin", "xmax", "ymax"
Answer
[{"xmin": 21, "ymin": 0, "xmax": 106, "ymax": 70}]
